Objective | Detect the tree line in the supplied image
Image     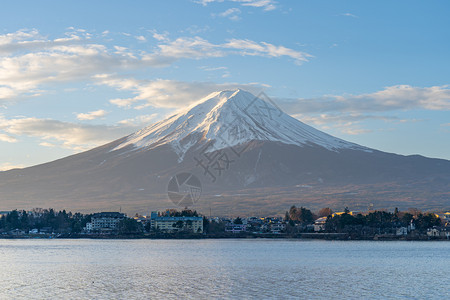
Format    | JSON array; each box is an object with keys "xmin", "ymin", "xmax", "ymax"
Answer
[
  {"xmin": 0, "ymin": 209, "xmax": 91, "ymax": 233},
  {"xmin": 284, "ymin": 205, "xmax": 443, "ymax": 234}
]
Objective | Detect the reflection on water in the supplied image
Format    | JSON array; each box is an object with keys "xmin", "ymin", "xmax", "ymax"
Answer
[{"xmin": 0, "ymin": 239, "xmax": 449, "ymax": 299}]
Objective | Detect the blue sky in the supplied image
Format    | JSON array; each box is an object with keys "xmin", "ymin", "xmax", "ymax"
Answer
[{"xmin": 1, "ymin": 0, "xmax": 449, "ymax": 170}]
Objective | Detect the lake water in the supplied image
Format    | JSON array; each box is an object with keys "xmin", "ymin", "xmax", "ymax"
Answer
[{"xmin": 0, "ymin": 239, "xmax": 448, "ymax": 299}]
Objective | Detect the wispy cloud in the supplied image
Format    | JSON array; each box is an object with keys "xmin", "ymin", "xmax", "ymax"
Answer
[
  {"xmin": 0, "ymin": 29, "xmax": 309, "ymax": 101},
  {"xmin": 196, "ymin": 0, "xmax": 276, "ymax": 11},
  {"xmin": 238, "ymin": 0, "xmax": 276, "ymax": 11},
  {"xmin": 215, "ymin": 7, "xmax": 242, "ymax": 20},
  {"xmin": 98, "ymin": 75, "xmax": 267, "ymax": 109},
  {"xmin": 0, "ymin": 116, "xmax": 136, "ymax": 151},
  {"xmin": 76, "ymin": 109, "xmax": 108, "ymax": 121},
  {"xmin": 0, "ymin": 162, "xmax": 25, "ymax": 171},
  {"xmin": 151, "ymin": 31, "xmax": 169, "ymax": 41},
  {"xmin": 0, "ymin": 133, "xmax": 18, "ymax": 143},
  {"xmin": 199, "ymin": 66, "xmax": 228, "ymax": 71},
  {"xmin": 280, "ymin": 85, "xmax": 450, "ymax": 135},
  {"xmin": 135, "ymin": 35, "xmax": 147, "ymax": 42},
  {"xmin": 0, "ymin": 29, "xmax": 138, "ymax": 100},
  {"xmin": 279, "ymin": 85, "xmax": 450, "ymax": 114},
  {"xmin": 295, "ymin": 113, "xmax": 395, "ymax": 135},
  {"xmin": 341, "ymin": 12, "xmax": 359, "ymax": 18},
  {"xmin": 153, "ymin": 36, "xmax": 311, "ymax": 64},
  {"xmin": 118, "ymin": 114, "xmax": 158, "ymax": 126},
  {"xmin": 223, "ymin": 39, "xmax": 312, "ymax": 64}
]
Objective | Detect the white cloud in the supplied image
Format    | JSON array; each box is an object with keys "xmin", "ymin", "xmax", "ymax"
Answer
[
  {"xmin": 118, "ymin": 114, "xmax": 158, "ymax": 126},
  {"xmin": 216, "ymin": 8, "xmax": 241, "ymax": 21},
  {"xmin": 199, "ymin": 66, "xmax": 228, "ymax": 71},
  {"xmin": 0, "ymin": 162, "xmax": 25, "ymax": 171},
  {"xmin": 195, "ymin": 0, "xmax": 276, "ymax": 11},
  {"xmin": 220, "ymin": 7, "xmax": 240, "ymax": 16},
  {"xmin": 0, "ymin": 29, "xmax": 308, "ymax": 101},
  {"xmin": 39, "ymin": 141, "xmax": 56, "ymax": 147},
  {"xmin": 153, "ymin": 37, "xmax": 311, "ymax": 64},
  {"xmin": 0, "ymin": 116, "xmax": 137, "ymax": 151},
  {"xmin": 224, "ymin": 39, "xmax": 312, "ymax": 64},
  {"xmin": 279, "ymin": 85, "xmax": 450, "ymax": 115},
  {"xmin": 295, "ymin": 113, "xmax": 397, "ymax": 126},
  {"xmin": 237, "ymin": 0, "xmax": 276, "ymax": 11},
  {"xmin": 341, "ymin": 13, "xmax": 358, "ymax": 18},
  {"xmin": 135, "ymin": 35, "xmax": 147, "ymax": 42},
  {"xmin": 195, "ymin": 0, "xmax": 223, "ymax": 5},
  {"xmin": 155, "ymin": 36, "xmax": 223, "ymax": 59},
  {"xmin": 151, "ymin": 31, "xmax": 170, "ymax": 41},
  {"xmin": 0, "ymin": 29, "xmax": 141, "ymax": 100},
  {"xmin": 0, "ymin": 133, "xmax": 17, "ymax": 143},
  {"xmin": 294, "ymin": 113, "xmax": 394, "ymax": 135},
  {"xmin": 109, "ymin": 97, "xmax": 138, "ymax": 108},
  {"xmin": 183, "ymin": 25, "xmax": 211, "ymax": 35},
  {"xmin": 276, "ymin": 85, "xmax": 450, "ymax": 136},
  {"xmin": 98, "ymin": 75, "xmax": 267, "ymax": 109},
  {"xmin": 76, "ymin": 109, "xmax": 108, "ymax": 120},
  {"xmin": 341, "ymin": 128, "xmax": 372, "ymax": 135}
]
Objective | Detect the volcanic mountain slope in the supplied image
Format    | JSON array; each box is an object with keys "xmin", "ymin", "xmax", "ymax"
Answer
[{"xmin": 0, "ymin": 89, "xmax": 449, "ymax": 215}]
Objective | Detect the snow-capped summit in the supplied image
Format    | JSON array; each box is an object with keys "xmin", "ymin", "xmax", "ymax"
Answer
[{"xmin": 113, "ymin": 89, "xmax": 368, "ymax": 158}]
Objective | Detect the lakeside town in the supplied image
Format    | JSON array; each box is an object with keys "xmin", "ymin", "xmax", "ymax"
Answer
[{"xmin": 1, "ymin": 206, "xmax": 449, "ymax": 240}]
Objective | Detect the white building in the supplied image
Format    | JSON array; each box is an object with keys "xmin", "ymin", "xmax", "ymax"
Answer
[
  {"xmin": 314, "ymin": 217, "xmax": 328, "ymax": 232},
  {"xmin": 225, "ymin": 224, "xmax": 247, "ymax": 233},
  {"xmin": 150, "ymin": 212, "xmax": 203, "ymax": 233},
  {"xmin": 85, "ymin": 212, "xmax": 126, "ymax": 232},
  {"xmin": 396, "ymin": 227, "xmax": 408, "ymax": 236},
  {"xmin": 270, "ymin": 222, "xmax": 286, "ymax": 233},
  {"xmin": 427, "ymin": 228, "xmax": 440, "ymax": 237}
]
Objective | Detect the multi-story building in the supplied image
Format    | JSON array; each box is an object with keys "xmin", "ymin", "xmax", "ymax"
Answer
[
  {"xmin": 270, "ymin": 222, "xmax": 286, "ymax": 233},
  {"xmin": 314, "ymin": 217, "xmax": 327, "ymax": 232},
  {"xmin": 85, "ymin": 212, "xmax": 126, "ymax": 232},
  {"xmin": 149, "ymin": 212, "xmax": 203, "ymax": 233},
  {"xmin": 225, "ymin": 223, "xmax": 247, "ymax": 233}
]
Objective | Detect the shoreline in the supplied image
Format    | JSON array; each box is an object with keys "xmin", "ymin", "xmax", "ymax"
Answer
[{"xmin": 1, "ymin": 232, "xmax": 448, "ymax": 241}]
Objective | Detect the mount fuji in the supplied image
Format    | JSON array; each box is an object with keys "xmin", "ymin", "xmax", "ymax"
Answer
[
  {"xmin": 113, "ymin": 89, "xmax": 369, "ymax": 159},
  {"xmin": 0, "ymin": 89, "xmax": 449, "ymax": 215}
]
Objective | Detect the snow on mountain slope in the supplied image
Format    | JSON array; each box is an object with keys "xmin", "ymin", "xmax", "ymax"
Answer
[{"xmin": 113, "ymin": 89, "xmax": 370, "ymax": 159}]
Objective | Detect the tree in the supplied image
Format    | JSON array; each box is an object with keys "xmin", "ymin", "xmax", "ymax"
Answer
[
  {"xmin": 394, "ymin": 207, "xmax": 399, "ymax": 215},
  {"xmin": 289, "ymin": 206, "xmax": 314, "ymax": 224},
  {"xmin": 144, "ymin": 222, "xmax": 152, "ymax": 232},
  {"xmin": 185, "ymin": 219, "xmax": 193, "ymax": 230},
  {"xmin": 233, "ymin": 217, "xmax": 243, "ymax": 224},
  {"xmin": 401, "ymin": 213, "xmax": 414, "ymax": 226},
  {"xmin": 118, "ymin": 218, "xmax": 140, "ymax": 234},
  {"xmin": 6, "ymin": 210, "xmax": 20, "ymax": 229},
  {"xmin": 20, "ymin": 210, "xmax": 30, "ymax": 231},
  {"xmin": 289, "ymin": 206, "xmax": 297, "ymax": 221},
  {"xmin": 318, "ymin": 208, "xmax": 333, "ymax": 218},
  {"xmin": 173, "ymin": 220, "xmax": 184, "ymax": 230},
  {"xmin": 415, "ymin": 213, "xmax": 441, "ymax": 231},
  {"xmin": 203, "ymin": 218, "xmax": 225, "ymax": 234}
]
